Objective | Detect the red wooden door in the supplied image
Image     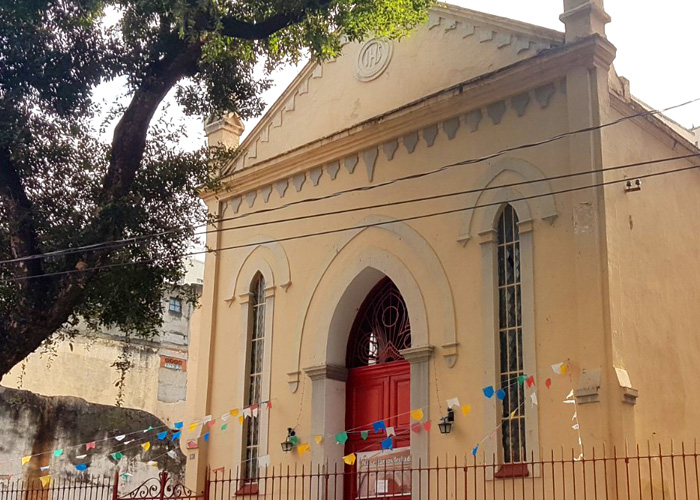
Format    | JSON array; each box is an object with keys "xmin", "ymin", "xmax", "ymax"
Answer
[{"xmin": 344, "ymin": 360, "xmax": 411, "ymax": 500}]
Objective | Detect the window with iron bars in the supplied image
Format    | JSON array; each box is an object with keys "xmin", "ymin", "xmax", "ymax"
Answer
[
  {"xmin": 244, "ymin": 273, "xmax": 265, "ymax": 480},
  {"xmin": 497, "ymin": 204, "xmax": 526, "ymax": 464}
]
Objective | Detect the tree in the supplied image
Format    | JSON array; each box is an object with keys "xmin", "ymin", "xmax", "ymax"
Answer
[{"xmin": 0, "ymin": 0, "xmax": 431, "ymax": 377}]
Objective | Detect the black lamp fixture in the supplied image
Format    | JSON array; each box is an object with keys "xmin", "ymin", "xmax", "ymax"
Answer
[
  {"xmin": 281, "ymin": 428, "xmax": 296, "ymax": 452},
  {"xmin": 438, "ymin": 408, "xmax": 455, "ymax": 434}
]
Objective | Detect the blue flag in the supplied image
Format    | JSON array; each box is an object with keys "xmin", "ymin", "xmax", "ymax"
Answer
[
  {"xmin": 172, "ymin": 431, "xmax": 181, "ymax": 440},
  {"xmin": 471, "ymin": 445, "xmax": 479, "ymax": 457},
  {"xmin": 204, "ymin": 433, "xmax": 210, "ymax": 442},
  {"xmin": 373, "ymin": 420, "xmax": 386, "ymax": 433},
  {"xmin": 496, "ymin": 389, "xmax": 506, "ymax": 401},
  {"xmin": 75, "ymin": 464, "xmax": 88, "ymax": 472},
  {"xmin": 381, "ymin": 437, "xmax": 393, "ymax": 451},
  {"xmin": 174, "ymin": 422, "xmax": 183, "ymax": 429},
  {"xmin": 157, "ymin": 431, "xmax": 167, "ymax": 440},
  {"xmin": 482, "ymin": 386, "xmax": 495, "ymax": 398}
]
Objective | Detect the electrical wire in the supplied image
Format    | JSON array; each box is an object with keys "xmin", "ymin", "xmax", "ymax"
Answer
[
  {"xmin": 2, "ymin": 95, "xmax": 699, "ymax": 267},
  {"xmin": 2, "ymin": 156, "xmax": 698, "ymax": 284}
]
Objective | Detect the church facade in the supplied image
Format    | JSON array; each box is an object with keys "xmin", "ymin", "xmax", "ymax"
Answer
[{"xmin": 186, "ymin": 0, "xmax": 700, "ymax": 492}]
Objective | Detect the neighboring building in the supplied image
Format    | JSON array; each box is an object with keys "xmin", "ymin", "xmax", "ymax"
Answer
[
  {"xmin": 187, "ymin": 0, "xmax": 700, "ymax": 494},
  {"xmin": 1, "ymin": 258, "xmax": 204, "ymax": 425}
]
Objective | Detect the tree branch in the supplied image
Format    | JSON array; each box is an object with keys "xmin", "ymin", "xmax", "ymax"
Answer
[{"xmin": 219, "ymin": 0, "xmax": 334, "ymax": 40}]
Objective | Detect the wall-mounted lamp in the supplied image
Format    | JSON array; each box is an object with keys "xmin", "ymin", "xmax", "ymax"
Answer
[
  {"xmin": 625, "ymin": 179, "xmax": 642, "ymax": 193},
  {"xmin": 281, "ymin": 428, "xmax": 296, "ymax": 452},
  {"xmin": 438, "ymin": 408, "xmax": 455, "ymax": 434}
]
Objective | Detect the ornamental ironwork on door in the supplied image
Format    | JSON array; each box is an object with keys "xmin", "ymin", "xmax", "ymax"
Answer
[{"xmin": 347, "ymin": 278, "xmax": 411, "ymax": 368}]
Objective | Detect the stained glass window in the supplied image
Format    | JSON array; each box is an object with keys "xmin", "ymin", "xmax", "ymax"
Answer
[{"xmin": 497, "ymin": 205, "xmax": 525, "ymax": 463}]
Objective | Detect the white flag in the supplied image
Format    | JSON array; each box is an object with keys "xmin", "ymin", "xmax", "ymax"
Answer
[
  {"xmin": 530, "ymin": 392, "xmax": 538, "ymax": 406},
  {"xmin": 386, "ymin": 427, "xmax": 396, "ymax": 437},
  {"xmin": 258, "ymin": 455, "xmax": 270, "ymax": 468},
  {"xmin": 446, "ymin": 397, "xmax": 460, "ymax": 409},
  {"xmin": 242, "ymin": 408, "xmax": 252, "ymax": 418}
]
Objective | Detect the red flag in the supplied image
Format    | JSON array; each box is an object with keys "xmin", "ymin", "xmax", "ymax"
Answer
[
  {"xmin": 411, "ymin": 423, "xmax": 421, "ymax": 433},
  {"xmin": 423, "ymin": 420, "xmax": 432, "ymax": 432},
  {"xmin": 267, "ymin": 401, "xmax": 272, "ymax": 409},
  {"xmin": 545, "ymin": 378, "xmax": 552, "ymax": 389},
  {"xmin": 526, "ymin": 376, "xmax": 535, "ymax": 388},
  {"xmin": 85, "ymin": 442, "xmax": 96, "ymax": 451},
  {"xmin": 207, "ymin": 419, "xmax": 216, "ymax": 428}
]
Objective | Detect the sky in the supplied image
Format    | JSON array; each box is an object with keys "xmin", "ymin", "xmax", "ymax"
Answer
[{"xmin": 236, "ymin": 0, "xmax": 700, "ymax": 142}]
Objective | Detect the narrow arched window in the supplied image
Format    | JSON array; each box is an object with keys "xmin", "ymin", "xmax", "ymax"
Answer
[
  {"xmin": 497, "ymin": 204, "xmax": 525, "ymax": 463},
  {"xmin": 244, "ymin": 273, "xmax": 265, "ymax": 479}
]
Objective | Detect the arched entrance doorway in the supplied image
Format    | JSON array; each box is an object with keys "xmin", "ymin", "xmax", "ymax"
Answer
[{"xmin": 344, "ymin": 277, "xmax": 411, "ymax": 499}]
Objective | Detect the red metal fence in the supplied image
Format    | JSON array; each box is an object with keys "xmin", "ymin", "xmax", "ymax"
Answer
[{"xmin": 4, "ymin": 443, "xmax": 700, "ymax": 499}]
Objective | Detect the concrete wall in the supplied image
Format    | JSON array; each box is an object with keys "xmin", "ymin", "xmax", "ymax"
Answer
[{"xmin": 0, "ymin": 387, "xmax": 185, "ymax": 484}]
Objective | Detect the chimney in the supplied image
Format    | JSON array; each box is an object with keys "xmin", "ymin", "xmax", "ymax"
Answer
[
  {"xmin": 204, "ymin": 114, "xmax": 244, "ymax": 149},
  {"xmin": 560, "ymin": 0, "xmax": 611, "ymax": 42}
]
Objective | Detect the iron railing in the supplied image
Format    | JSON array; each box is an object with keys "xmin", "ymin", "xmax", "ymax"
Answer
[{"xmin": 3, "ymin": 443, "xmax": 700, "ymax": 499}]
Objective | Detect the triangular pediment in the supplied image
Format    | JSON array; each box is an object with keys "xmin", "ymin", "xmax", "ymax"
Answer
[{"xmin": 226, "ymin": 4, "xmax": 563, "ymax": 174}]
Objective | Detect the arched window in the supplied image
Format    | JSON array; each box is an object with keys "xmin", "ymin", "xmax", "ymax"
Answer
[
  {"xmin": 244, "ymin": 273, "xmax": 265, "ymax": 479},
  {"xmin": 346, "ymin": 278, "xmax": 411, "ymax": 368},
  {"xmin": 497, "ymin": 204, "xmax": 525, "ymax": 464}
]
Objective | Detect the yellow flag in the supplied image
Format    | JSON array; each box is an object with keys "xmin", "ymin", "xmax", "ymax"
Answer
[
  {"xmin": 141, "ymin": 442, "xmax": 151, "ymax": 451},
  {"xmin": 411, "ymin": 409, "xmax": 424, "ymax": 422},
  {"xmin": 39, "ymin": 476, "xmax": 51, "ymax": 488},
  {"xmin": 314, "ymin": 435, "xmax": 323, "ymax": 444},
  {"xmin": 21, "ymin": 456, "xmax": 31, "ymax": 466},
  {"xmin": 561, "ymin": 363, "xmax": 568, "ymax": 374},
  {"xmin": 230, "ymin": 409, "xmax": 239, "ymax": 417},
  {"xmin": 509, "ymin": 410, "xmax": 517, "ymax": 421},
  {"xmin": 297, "ymin": 443, "xmax": 311, "ymax": 456},
  {"xmin": 343, "ymin": 453, "xmax": 357, "ymax": 466},
  {"xmin": 188, "ymin": 423, "xmax": 198, "ymax": 432},
  {"xmin": 461, "ymin": 404, "xmax": 472, "ymax": 416},
  {"xmin": 238, "ymin": 415, "xmax": 244, "ymax": 425}
]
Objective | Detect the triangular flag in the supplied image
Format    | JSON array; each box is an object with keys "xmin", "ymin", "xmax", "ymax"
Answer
[
  {"xmin": 314, "ymin": 435, "xmax": 323, "ymax": 444},
  {"xmin": 566, "ymin": 389, "xmax": 574, "ymax": 399},
  {"xmin": 343, "ymin": 453, "xmax": 357, "ymax": 465},
  {"xmin": 267, "ymin": 401, "xmax": 273, "ymax": 409},
  {"xmin": 111, "ymin": 452, "xmax": 123, "ymax": 461},
  {"xmin": 526, "ymin": 376, "xmax": 535, "ymax": 388},
  {"xmin": 238, "ymin": 416, "xmax": 245, "ymax": 425},
  {"xmin": 290, "ymin": 435, "xmax": 299, "ymax": 445},
  {"xmin": 188, "ymin": 423, "xmax": 199, "ymax": 432},
  {"xmin": 174, "ymin": 422, "xmax": 184, "ymax": 429},
  {"xmin": 411, "ymin": 409, "xmax": 424, "ymax": 422},
  {"xmin": 230, "ymin": 409, "xmax": 239, "ymax": 417},
  {"xmin": 21, "ymin": 456, "xmax": 31, "ymax": 466},
  {"xmin": 572, "ymin": 423, "xmax": 580, "ymax": 430},
  {"xmin": 572, "ymin": 412, "xmax": 577, "ymax": 421},
  {"xmin": 297, "ymin": 443, "xmax": 310, "ymax": 456},
  {"xmin": 40, "ymin": 466, "xmax": 51, "ymax": 472},
  {"xmin": 242, "ymin": 408, "xmax": 252, "ymax": 418},
  {"xmin": 207, "ymin": 419, "xmax": 217, "ymax": 428},
  {"xmin": 86, "ymin": 442, "xmax": 96, "ymax": 450},
  {"xmin": 386, "ymin": 427, "xmax": 396, "ymax": 437},
  {"xmin": 545, "ymin": 378, "xmax": 552, "ymax": 389},
  {"xmin": 335, "ymin": 432, "xmax": 349, "ymax": 445},
  {"xmin": 204, "ymin": 433, "xmax": 210, "ymax": 442},
  {"xmin": 202, "ymin": 415, "xmax": 212, "ymax": 423},
  {"xmin": 509, "ymin": 410, "xmax": 517, "ymax": 421},
  {"xmin": 381, "ymin": 437, "xmax": 393, "ymax": 451},
  {"xmin": 561, "ymin": 363, "xmax": 568, "ymax": 374},
  {"xmin": 252, "ymin": 408, "xmax": 259, "ymax": 418},
  {"xmin": 172, "ymin": 431, "xmax": 181, "ymax": 440},
  {"xmin": 142, "ymin": 442, "xmax": 151, "ymax": 451},
  {"xmin": 53, "ymin": 449, "xmax": 63, "ymax": 457},
  {"xmin": 40, "ymin": 476, "xmax": 51, "ymax": 488},
  {"xmin": 496, "ymin": 389, "xmax": 506, "ymax": 400},
  {"xmin": 411, "ymin": 423, "xmax": 421, "ymax": 433},
  {"xmin": 147, "ymin": 461, "xmax": 158, "ymax": 468},
  {"xmin": 167, "ymin": 450, "xmax": 178, "ymax": 459},
  {"xmin": 360, "ymin": 430, "xmax": 369, "ymax": 440},
  {"xmin": 221, "ymin": 413, "xmax": 231, "ymax": 422},
  {"xmin": 372, "ymin": 420, "xmax": 386, "ymax": 433},
  {"xmin": 75, "ymin": 463, "xmax": 88, "ymax": 472},
  {"xmin": 115, "ymin": 435, "xmax": 125, "ymax": 442},
  {"xmin": 120, "ymin": 473, "xmax": 132, "ymax": 481},
  {"xmin": 221, "ymin": 423, "xmax": 228, "ymax": 431},
  {"xmin": 461, "ymin": 404, "xmax": 472, "ymax": 416},
  {"xmin": 530, "ymin": 392, "xmax": 538, "ymax": 406},
  {"xmin": 157, "ymin": 431, "xmax": 168, "ymax": 440},
  {"xmin": 144, "ymin": 426, "xmax": 153, "ymax": 433},
  {"xmin": 517, "ymin": 375, "xmax": 527, "ymax": 385},
  {"xmin": 258, "ymin": 455, "xmax": 270, "ymax": 467},
  {"xmin": 423, "ymin": 420, "xmax": 432, "ymax": 432},
  {"xmin": 447, "ymin": 397, "xmax": 460, "ymax": 409},
  {"xmin": 76, "ymin": 454, "xmax": 87, "ymax": 459},
  {"xmin": 552, "ymin": 362, "xmax": 567, "ymax": 375},
  {"xmin": 471, "ymin": 444, "xmax": 479, "ymax": 457},
  {"xmin": 482, "ymin": 386, "xmax": 495, "ymax": 398}
]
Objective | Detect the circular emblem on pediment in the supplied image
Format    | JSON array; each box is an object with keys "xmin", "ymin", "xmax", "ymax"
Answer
[{"xmin": 355, "ymin": 39, "xmax": 393, "ymax": 82}]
